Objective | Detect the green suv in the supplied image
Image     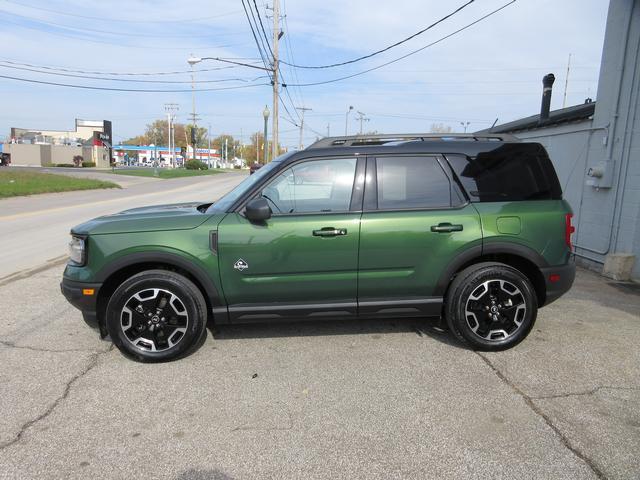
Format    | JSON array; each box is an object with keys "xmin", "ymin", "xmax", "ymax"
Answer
[{"xmin": 61, "ymin": 134, "xmax": 575, "ymax": 362}]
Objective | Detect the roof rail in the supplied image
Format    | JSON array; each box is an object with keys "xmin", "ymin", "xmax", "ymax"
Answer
[{"xmin": 306, "ymin": 132, "xmax": 520, "ymax": 149}]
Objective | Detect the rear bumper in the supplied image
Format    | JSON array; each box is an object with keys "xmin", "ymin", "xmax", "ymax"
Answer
[
  {"xmin": 60, "ymin": 277, "xmax": 102, "ymax": 329},
  {"xmin": 540, "ymin": 261, "xmax": 576, "ymax": 306}
]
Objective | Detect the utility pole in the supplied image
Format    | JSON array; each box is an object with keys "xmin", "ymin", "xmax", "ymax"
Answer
[
  {"xmin": 356, "ymin": 111, "xmax": 369, "ymax": 135},
  {"xmin": 271, "ymin": 0, "xmax": 280, "ymax": 161},
  {"xmin": 208, "ymin": 124, "xmax": 212, "ymax": 168},
  {"xmin": 327, "ymin": 123, "xmax": 330, "ymax": 137},
  {"xmin": 164, "ymin": 103, "xmax": 178, "ymax": 167},
  {"xmin": 187, "ymin": 55, "xmax": 201, "ymax": 160},
  {"xmin": 297, "ymin": 107, "xmax": 312, "ymax": 150},
  {"xmin": 562, "ymin": 53, "xmax": 572, "ymax": 108}
]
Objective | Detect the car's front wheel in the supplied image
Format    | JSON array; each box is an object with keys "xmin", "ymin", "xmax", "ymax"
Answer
[
  {"xmin": 105, "ymin": 270, "xmax": 208, "ymax": 362},
  {"xmin": 445, "ymin": 262, "xmax": 538, "ymax": 351}
]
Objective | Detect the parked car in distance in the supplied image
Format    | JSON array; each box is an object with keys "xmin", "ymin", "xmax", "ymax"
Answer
[
  {"xmin": 249, "ymin": 162, "xmax": 262, "ymax": 175},
  {"xmin": 61, "ymin": 133, "xmax": 576, "ymax": 362}
]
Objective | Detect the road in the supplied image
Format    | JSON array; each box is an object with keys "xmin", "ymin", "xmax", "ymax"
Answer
[
  {"xmin": 0, "ymin": 169, "xmax": 246, "ymax": 279},
  {"xmin": 0, "ymin": 266, "xmax": 638, "ymax": 479}
]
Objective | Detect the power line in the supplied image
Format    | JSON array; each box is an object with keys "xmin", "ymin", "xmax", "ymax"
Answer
[
  {"xmin": 0, "ymin": 74, "xmax": 270, "ymax": 92},
  {"xmin": 0, "ymin": 64, "xmax": 257, "ymax": 84},
  {"xmin": 1, "ymin": 10, "xmax": 244, "ymax": 39},
  {"xmin": 253, "ymin": 0, "xmax": 275, "ymax": 58},
  {"xmin": 241, "ymin": 0, "xmax": 272, "ymax": 73},
  {"xmin": 281, "ymin": 0, "xmax": 476, "ymax": 69},
  {"xmin": 2, "ymin": 0, "xmax": 242, "ymax": 24},
  {"xmin": 2, "ymin": 16, "xmax": 243, "ymax": 50},
  {"xmin": 287, "ymin": 1, "xmax": 516, "ymax": 87},
  {"xmin": 0, "ymin": 59, "xmax": 248, "ymax": 76}
]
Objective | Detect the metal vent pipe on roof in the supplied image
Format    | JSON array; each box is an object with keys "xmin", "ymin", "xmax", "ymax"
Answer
[{"xmin": 539, "ymin": 73, "xmax": 555, "ymax": 124}]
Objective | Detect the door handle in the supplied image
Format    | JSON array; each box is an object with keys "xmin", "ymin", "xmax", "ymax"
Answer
[
  {"xmin": 313, "ymin": 227, "xmax": 347, "ymax": 237},
  {"xmin": 430, "ymin": 223, "xmax": 463, "ymax": 233}
]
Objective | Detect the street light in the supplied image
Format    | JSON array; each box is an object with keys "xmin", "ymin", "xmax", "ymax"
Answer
[
  {"xmin": 187, "ymin": 55, "xmax": 201, "ymax": 160},
  {"xmin": 263, "ymin": 105, "xmax": 270, "ymax": 163},
  {"xmin": 345, "ymin": 106, "xmax": 354, "ymax": 135},
  {"xmin": 460, "ymin": 121, "xmax": 471, "ymax": 133}
]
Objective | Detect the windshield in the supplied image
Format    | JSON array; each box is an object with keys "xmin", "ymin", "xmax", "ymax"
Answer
[{"xmin": 207, "ymin": 152, "xmax": 294, "ymax": 212}]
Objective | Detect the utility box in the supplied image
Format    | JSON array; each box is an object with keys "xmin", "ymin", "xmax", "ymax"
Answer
[{"xmin": 586, "ymin": 159, "xmax": 616, "ymax": 189}]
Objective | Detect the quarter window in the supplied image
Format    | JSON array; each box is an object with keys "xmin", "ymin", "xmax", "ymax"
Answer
[
  {"xmin": 376, "ymin": 156, "xmax": 454, "ymax": 209},
  {"xmin": 260, "ymin": 158, "xmax": 357, "ymax": 214}
]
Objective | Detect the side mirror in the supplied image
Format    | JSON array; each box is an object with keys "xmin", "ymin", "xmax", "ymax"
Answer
[{"xmin": 245, "ymin": 197, "xmax": 271, "ymax": 221}]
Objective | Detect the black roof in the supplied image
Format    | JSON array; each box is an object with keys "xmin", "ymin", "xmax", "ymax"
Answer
[
  {"xmin": 279, "ymin": 134, "xmax": 533, "ymax": 164},
  {"xmin": 481, "ymin": 101, "xmax": 595, "ymax": 134}
]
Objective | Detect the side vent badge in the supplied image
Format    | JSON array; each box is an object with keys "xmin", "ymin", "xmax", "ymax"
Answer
[{"xmin": 233, "ymin": 259, "xmax": 249, "ymax": 271}]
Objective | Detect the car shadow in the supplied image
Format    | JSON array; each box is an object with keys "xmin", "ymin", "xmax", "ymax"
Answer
[{"xmin": 205, "ymin": 316, "xmax": 465, "ymax": 349}]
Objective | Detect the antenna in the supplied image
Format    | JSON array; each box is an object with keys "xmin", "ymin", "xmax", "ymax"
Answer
[{"xmin": 562, "ymin": 53, "xmax": 572, "ymax": 108}]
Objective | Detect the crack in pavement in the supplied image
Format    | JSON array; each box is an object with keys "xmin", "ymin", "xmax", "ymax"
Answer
[
  {"xmin": 532, "ymin": 385, "xmax": 640, "ymax": 400},
  {"xmin": 476, "ymin": 352, "xmax": 607, "ymax": 480},
  {"xmin": 0, "ymin": 339, "xmax": 109, "ymax": 354},
  {"xmin": 0, "ymin": 345, "xmax": 113, "ymax": 451}
]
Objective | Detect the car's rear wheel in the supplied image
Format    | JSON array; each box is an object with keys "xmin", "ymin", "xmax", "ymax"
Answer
[
  {"xmin": 106, "ymin": 270, "xmax": 207, "ymax": 362},
  {"xmin": 445, "ymin": 262, "xmax": 538, "ymax": 351}
]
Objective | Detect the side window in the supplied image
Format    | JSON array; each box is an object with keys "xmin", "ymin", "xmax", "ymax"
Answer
[
  {"xmin": 376, "ymin": 156, "xmax": 453, "ymax": 209},
  {"xmin": 260, "ymin": 158, "xmax": 357, "ymax": 214}
]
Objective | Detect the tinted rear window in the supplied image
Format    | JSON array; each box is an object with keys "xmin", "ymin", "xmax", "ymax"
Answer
[{"xmin": 445, "ymin": 143, "xmax": 562, "ymax": 202}]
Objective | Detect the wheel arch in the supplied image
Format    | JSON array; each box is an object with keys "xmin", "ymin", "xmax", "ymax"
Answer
[
  {"xmin": 95, "ymin": 252, "xmax": 224, "ymax": 333},
  {"xmin": 436, "ymin": 244, "xmax": 547, "ymax": 307}
]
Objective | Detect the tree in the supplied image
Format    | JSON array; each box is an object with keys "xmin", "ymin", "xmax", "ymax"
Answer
[
  {"xmin": 122, "ymin": 119, "xmax": 201, "ymax": 150},
  {"xmin": 429, "ymin": 123, "xmax": 453, "ymax": 134}
]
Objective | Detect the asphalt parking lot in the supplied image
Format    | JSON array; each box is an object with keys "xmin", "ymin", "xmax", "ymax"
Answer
[{"xmin": 0, "ymin": 265, "xmax": 638, "ymax": 479}]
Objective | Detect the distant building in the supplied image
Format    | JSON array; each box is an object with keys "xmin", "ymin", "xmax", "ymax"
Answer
[
  {"xmin": 482, "ymin": 0, "xmax": 639, "ymax": 280},
  {"xmin": 5, "ymin": 119, "xmax": 112, "ymax": 168},
  {"xmin": 10, "ymin": 119, "xmax": 110, "ymax": 146}
]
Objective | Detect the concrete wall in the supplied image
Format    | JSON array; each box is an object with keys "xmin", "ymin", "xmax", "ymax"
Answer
[
  {"xmin": 4, "ymin": 144, "xmax": 108, "ymax": 168},
  {"xmin": 4, "ymin": 144, "xmax": 47, "ymax": 166},
  {"xmin": 51, "ymin": 145, "xmax": 83, "ymax": 165}
]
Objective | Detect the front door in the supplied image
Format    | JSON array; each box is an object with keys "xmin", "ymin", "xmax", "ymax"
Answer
[
  {"xmin": 358, "ymin": 155, "xmax": 482, "ymax": 317},
  {"xmin": 218, "ymin": 156, "xmax": 363, "ymax": 322}
]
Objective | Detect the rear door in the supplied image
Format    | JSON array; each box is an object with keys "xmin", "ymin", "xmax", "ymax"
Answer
[
  {"xmin": 217, "ymin": 156, "xmax": 364, "ymax": 322},
  {"xmin": 358, "ymin": 155, "xmax": 482, "ymax": 317}
]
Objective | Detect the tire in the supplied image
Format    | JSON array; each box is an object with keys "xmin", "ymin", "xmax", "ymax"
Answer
[
  {"xmin": 445, "ymin": 262, "xmax": 538, "ymax": 351},
  {"xmin": 105, "ymin": 270, "xmax": 208, "ymax": 362}
]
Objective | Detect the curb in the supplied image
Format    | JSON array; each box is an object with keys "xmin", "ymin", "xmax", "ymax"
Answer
[{"xmin": 0, "ymin": 256, "xmax": 68, "ymax": 287}]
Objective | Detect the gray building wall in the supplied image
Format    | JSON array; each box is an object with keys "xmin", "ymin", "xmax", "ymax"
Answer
[{"xmin": 500, "ymin": 0, "xmax": 640, "ymax": 279}]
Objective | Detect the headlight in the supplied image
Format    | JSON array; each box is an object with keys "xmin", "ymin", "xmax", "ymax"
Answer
[{"xmin": 68, "ymin": 235, "xmax": 86, "ymax": 265}]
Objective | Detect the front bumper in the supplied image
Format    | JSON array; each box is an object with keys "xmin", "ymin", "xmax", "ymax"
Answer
[
  {"xmin": 60, "ymin": 277, "xmax": 103, "ymax": 331},
  {"xmin": 540, "ymin": 261, "xmax": 576, "ymax": 306}
]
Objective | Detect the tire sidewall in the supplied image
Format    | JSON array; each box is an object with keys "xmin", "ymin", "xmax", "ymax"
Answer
[
  {"xmin": 106, "ymin": 271, "xmax": 206, "ymax": 362},
  {"xmin": 450, "ymin": 264, "xmax": 538, "ymax": 351}
]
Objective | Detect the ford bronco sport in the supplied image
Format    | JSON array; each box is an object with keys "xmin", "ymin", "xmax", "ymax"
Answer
[{"xmin": 61, "ymin": 133, "xmax": 575, "ymax": 362}]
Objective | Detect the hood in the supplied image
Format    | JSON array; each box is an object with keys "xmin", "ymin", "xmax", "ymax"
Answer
[{"xmin": 72, "ymin": 202, "xmax": 214, "ymax": 235}]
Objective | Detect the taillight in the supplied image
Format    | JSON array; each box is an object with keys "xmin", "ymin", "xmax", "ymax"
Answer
[{"xmin": 565, "ymin": 213, "xmax": 575, "ymax": 250}]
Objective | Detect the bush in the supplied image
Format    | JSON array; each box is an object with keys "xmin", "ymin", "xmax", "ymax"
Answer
[
  {"xmin": 52, "ymin": 163, "xmax": 75, "ymax": 167},
  {"xmin": 82, "ymin": 161, "xmax": 96, "ymax": 168},
  {"xmin": 73, "ymin": 155, "xmax": 83, "ymax": 167},
  {"xmin": 184, "ymin": 159, "xmax": 208, "ymax": 170}
]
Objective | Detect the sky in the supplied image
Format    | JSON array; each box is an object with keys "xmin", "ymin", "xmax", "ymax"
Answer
[{"xmin": 0, "ymin": 0, "xmax": 609, "ymax": 150}]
